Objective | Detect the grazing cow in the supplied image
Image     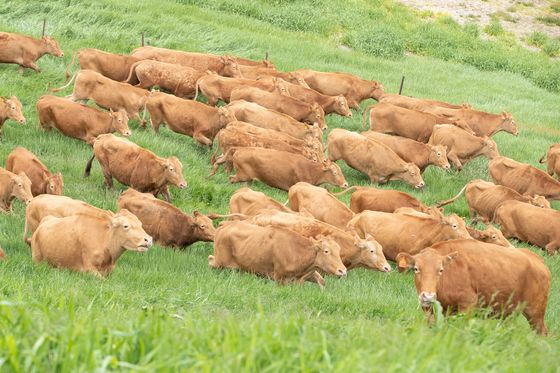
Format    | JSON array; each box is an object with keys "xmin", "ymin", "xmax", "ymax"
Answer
[
  {"xmin": 226, "ymin": 100, "xmax": 323, "ymax": 137},
  {"xmin": 396, "ymin": 240, "xmax": 550, "ymax": 335},
  {"xmin": 52, "ymin": 70, "xmax": 150, "ymax": 124},
  {"xmin": 0, "ymin": 168, "xmax": 33, "ymax": 212},
  {"xmin": 364, "ymin": 103, "xmax": 473, "ymax": 143},
  {"xmin": 466, "ymin": 225, "xmax": 513, "ymax": 248},
  {"xmin": 229, "ymin": 187, "xmax": 292, "ymax": 216},
  {"xmin": 210, "ymin": 221, "xmax": 347, "ymax": 288},
  {"xmin": 379, "ymin": 93, "xmax": 465, "ymax": 110},
  {"xmin": 343, "ymin": 186, "xmax": 430, "ymax": 214},
  {"xmin": 362, "ymin": 131, "xmax": 450, "ymax": 172},
  {"xmin": 225, "ymin": 147, "xmax": 347, "ymax": 191},
  {"xmin": 145, "ymin": 91, "xmax": 236, "ymax": 146},
  {"xmin": 539, "ymin": 144, "xmax": 560, "ymax": 180},
  {"xmin": 31, "ymin": 210, "xmax": 152, "ymax": 277},
  {"xmin": 6, "ymin": 147, "xmax": 63, "ymax": 197},
  {"xmin": 84, "ymin": 134, "xmax": 187, "ymax": 201},
  {"xmin": 125, "ymin": 60, "xmax": 205, "ymax": 98},
  {"xmin": 37, "ymin": 95, "xmax": 130, "ymax": 144},
  {"xmin": 347, "ymin": 210, "xmax": 470, "ymax": 260},
  {"xmin": 0, "ymin": 96, "xmax": 26, "ymax": 138},
  {"xmin": 230, "ymin": 87, "xmax": 326, "ymax": 128},
  {"xmin": 0, "ymin": 32, "xmax": 63, "ymax": 72},
  {"xmin": 288, "ymin": 182, "xmax": 354, "ymax": 229},
  {"xmin": 327, "ymin": 129, "xmax": 424, "ymax": 189},
  {"xmin": 65, "ymin": 48, "xmax": 143, "ymax": 81},
  {"xmin": 295, "ymin": 69, "xmax": 384, "ymax": 109},
  {"xmin": 489, "ymin": 156, "xmax": 560, "ymax": 200},
  {"xmin": 437, "ymin": 179, "xmax": 550, "ymax": 223},
  {"xmin": 130, "ymin": 46, "xmax": 242, "ymax": 77},
  {"xmin": 278, "ymin": 79, "xmax": 352, "ymax": 117},
  {"xmin": 23, "ymin": 194, "xmax": 110, "ymax": 245},
  {"xmin": 494, "ymin": 200, "xmax": 560, "ymax": 254},
  {"xmin": 117, "ymin": 188, "xmax": 215, "ymax": 248},
  {"xmin": 428, "ymin": 125, "xmax": 499, "ymax": 171}
]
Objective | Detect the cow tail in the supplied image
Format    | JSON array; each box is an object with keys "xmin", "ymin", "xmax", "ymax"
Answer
[
  {"xmin": 84, "ymin": 153, "xmax": 96, "ymax": 177},
  {"xmin": 64, "ymin": 51, "xmax": 78, "ymax": 81},
  {"xmin": 50, "ymin": 71, "xmax": 77, "ymax": 92},
  {"xmin": 193, "ymin": 76, "xmax": 204, "ymax": 101},
  {"xmin": 23, "ymin": 218, "xmax": 31, "ymax": 245},
  {"xmin": 436, "ymin": 183, "xmax": 468, "ymax": 207},
  {"xmin": 124, "ymin": 61, "xmax": 140, "ymax": 85},
  {"xmin": 361, "ymin": 104, "xmax": 376, "ymax": 131},
  {"xmin": 539, "ymin": 154, "xmax": 547, "ymax": 164},
  {"xmin": 332, "ymin": 185, "xmax": 359, "ymax": 196}
]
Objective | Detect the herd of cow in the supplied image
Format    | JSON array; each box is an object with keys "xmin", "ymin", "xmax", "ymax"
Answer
[{"xmin": 1, "ymin": 31, "xmax": 560, "ymax": 335}]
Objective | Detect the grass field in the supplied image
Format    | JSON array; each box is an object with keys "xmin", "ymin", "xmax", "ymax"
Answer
[{"xmin": 1, "ymin": 0, "xmax": 560, "ymax": 371}]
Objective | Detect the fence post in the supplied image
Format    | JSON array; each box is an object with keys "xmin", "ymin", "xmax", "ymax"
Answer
[{"xmin": 398, "ymin": 75, "xmax": 405, "ymax": 95}]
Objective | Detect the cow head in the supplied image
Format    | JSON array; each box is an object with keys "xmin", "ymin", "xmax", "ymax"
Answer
[
  {"xmin": 396, "ymin": 248, "xmax": 458, "ymax": 307},
  {"xmin": 369, "ymin": 81, "xmax": 385, "ymax": 101},
  {"xmin": 220, "ymin": 55, "xmax": 243, "ymax": 78},
  {"xmin": 306, "ymin": 103, "xmax": 326, "ymax": 129},
  {"xmin": 353, "ymin": 234, "xmax": 391, "ymax": 272},
  {"xmin": 164, "ymin": 156, "xmax": 187, "ymax": 189},
  {"xmin": 41, "ymin": 36, "xmax": 64, "ymax": 57},
  {"xmin": 440, "ymin": 214, "xmax": 470, "ymax": 240},
  {"xmin": 335, "ymin": 95, "xmax": 352, "ymax": 117},
  {"xmin": 428, "ymin": 144, "xmax": 450, "ymax": 170},
  {"xmin": 303, "ymin": 135, "xmax": 325, "ymax": 162},
  {"xmin": 482, "ymin": 137, "xmax": 499, "ymax": 159},
  {"xmin": 109, "ymin": 109, "xmax": 131, "ymax": 137},
  {"xmin": 306, "ymin": 123, "xmax": 324, "ymax": 139},
  {"xmin": 1, "ymin": 96, "xmax": 26, "ymax": 124},
  {"xmin": 469, "ymin": 225, "xmax": 513, "ymax": 248},
  {"xmin": 287, "ymin": 72, "xmax": 310, "ymax": 88},
  {"xmin": 217, "ymin": 107, "xmax": 237, "ymax": 126},
  {"xmin": 11, "ymin": 172, "xmax": 33, "ymax": 205},
  {"xmin": 400, "ymin": 163, "xmax": 425, "ymax": 189},
  {"xmin": 273, "ymin": 78, "xmax": 290, "ymax": 96},
  {"xmin": 311, "ymin": 235, "xmax": 347, "ymax": 277},
  {"xmin": 192, "ymin": 210, "xmax": 216, "ymax": 242},
  {"xmin": 500, "ymin": 112, "xmax": 518, "ymax": 136},
  {"xmin": 111, "ymin": 209, "xmax": 153, "ymax": 252},
  {"xmin": 46, "ymin": 172, "xmax": 64, "ymax": 195},
  {"xmin": 530, "ymin": 195, "xmax": 551, "ymax": 209},
  {"xmin": 321, "ymin": 160, "xmax": 348, "ymax": 188}
]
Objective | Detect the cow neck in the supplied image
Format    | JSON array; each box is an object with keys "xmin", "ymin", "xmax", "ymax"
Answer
[
  {"xmin": 34, "ymin": 38, "xmax": 51, "ymax": 58},
  {"xmin": 0, "ymin": 102, "xmax": 8, "ymax": 125},
  {"xmin": 105, "ymin": 227, "xmax": 127, "ymax": 263}
]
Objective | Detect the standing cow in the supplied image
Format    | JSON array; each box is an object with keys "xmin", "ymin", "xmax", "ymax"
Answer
[
  {"xmin": 0, "ymin": 32, "xmax": 63, "ymax": 72},
  {"xmin": 65, "ymin": 48, "xmax": 143, "ymax": 81},
  {"xmin": 6, "ymin": 147, "xmax": 63, "ymax": 197}
]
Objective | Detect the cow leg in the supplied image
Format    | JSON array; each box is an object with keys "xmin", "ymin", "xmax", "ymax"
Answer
[
  {"xmin": 130, "ymin": 111, "xmax": 147, "ymax": 128},
  {"xmin": 368, "ymin": 174, "xmax": 381, "ymax": 184},
  {"xmin": 160, "ymin": 186, "xmax": 172, "ymax": 202},
  {"xmin": 545, "ymin": 241, "xmax": 559, "ymax": 255},
  {"xmin": 298, "ymin": 271, "xmax": 325, "ymax": 289},
  {"xmin": 102, "ymin": 170, "xmax": 114, "ymax": 189},
  {"xmin": 447, "ymin": 152, "xmax": 463, "ymax": 171},
  {"xmin": 31, "ymin": 246, "xmax": 43, "ymax": 262},
  {"xmin": 193, "ymin": 132, "xmax": 213, "ymax": 147},
  {"xmin": 208, "ymin": 255, "xmax": 219, "ymax": 268},
  {"xmin": 229, "ymin": 171, "xmax": 251, "ymax": 184}
]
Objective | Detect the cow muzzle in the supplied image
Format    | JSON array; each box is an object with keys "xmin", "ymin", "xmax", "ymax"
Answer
[
  {"xmin": 341, "ymin": 182, "xmax": 349, "ymax": 188},
  {"xmin": 415, "ymin": 182, "xmax": 425, "ymax": 189},
  {"xmin": 336, "ymin": 268, "xmax": 347, "ymax": 278},
  {"xmin": 381, "ymin": 264, "xmax": 391, "ymax": 272},
  {"xmin": 123, "ymin": 130, "xmax": 132, "ymax": 137},
  {"xmin": 419, "ymin": 292, "xmax": 436, "ymax": 307},
  {"xmin": 137, "ymin": 236, "xmax": 153, "ymax": 252},
  {"xmin": 178, "ymin": 181, "xmax": 187, "ymax": 189},
  {"xmin": 346, "ymin": 112, "xmax": 353, "ymax": 118}
]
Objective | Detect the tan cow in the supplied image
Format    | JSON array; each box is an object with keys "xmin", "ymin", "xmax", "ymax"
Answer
[
  {"xmin": 362, "ymin": 131, "xmax": 450, "ymax": 172},
  {"xmin": 0, "ymin": 32, "xmax": 63, "ymax": 72},
  {"xmin": 238, "ymin": 66, "xmax": 310, "ymax": 87},
  {"xmin": 229, "ymin": 187, "xmax": 292, "ymax": 216},
  {"xmin": 210, "ymin": 221, "xmax": 347, "ymax": 288},
  {"xmin": 130, "ymin": 46, "xmax": 242, "ymax": 77},
  {"xmin": 0, "ymin": 167, "xmax": 33, "ymax": 212},
  {"xmin": 234, "ymin": 56, "xmax": 274, "ymax": 67},
  {"xmin": 37, "ymin": 95, "xmax": 130, "ymax": 144},
  {"xmin": 31, "ymin": 210, "xmax": 152, "ymax": 277},
  {"xmin": 65, "ymin": 48, "xmax": 143, "ymax": 81},
  {"xmin": 230, "ymin": 87, "xmax": 326, "ymax": 128},
  {"xmin": 379, "ymin": 93, "xmax": 465, "ymax": 110},
  {"xmin": 347, "ymin": 210, "xmax": 470, "ymax": 260},
  {"xmin": 396, "ymin": 240, "xmax": 550, "ymax": 334},
  {"xmin": 327, "ymin": 129, "xmax": 424, "ymax": 189},
  {"xmin": 342, "ymin": 186, "xmax": 430, "ymax": 214},
  {"xmin": 466, "ymin": 225, "xmax": 513, "ymax": 248},
  {"xmin": 0, "ymin": 96, "xmax": 26, "ymax": 138},
  {"xmin": 6, "ymin": 147, "xmax": 63, "ymax": 197},
  {"xmin": 117, "ymin": 188, "xmax": 215, "ymax": 248},
  {"xmin": 278, "ymin": 79, "xmax": 352, "ymax": 117},
  {"xmin": 428, "ymin": 125, "xmax": 499, "ymax": 171},
  {"xmin": 84, "ymin": 134, "xmax": 187, "ymax": 201},
  {"xmin": 539, "ymin": 144, "xmax": 560, "ymax": 180},
  {"xmin": 437, "ymin": 179, "xmax": 550, "ymax": 223},
  {"xmin": 494, "ymin": 200, "xmax": 560, "ymax": 254},
  {"xmin": 295, "ymin": 69, "xmax": 384, "ymax": 109},
  {"xmin": 146, "ymin": 91, "xmax": 236, "ymax": 146},
  {"xmin": 489, "ymin": 156, "xmax": 560, "ymax": 200}
]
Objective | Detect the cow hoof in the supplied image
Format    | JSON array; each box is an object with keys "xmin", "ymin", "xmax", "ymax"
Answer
[{"xmin": 208, "ymin": 255, "xmax": 217, "ymax": 267}]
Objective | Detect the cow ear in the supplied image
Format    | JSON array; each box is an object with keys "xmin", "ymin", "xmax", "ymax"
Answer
[
  {"xmin": 193, "ymin": 210, "xmax": 201, "ymax": 217},
  {"xmin": 442, "ymin": 252, "xmax": 458, "ymax": 266},
  {"xmin": 365, "ymin": 233, "xmax": 374, "ymax": 241},
  {"xmin": 396, "ymin": 253, "xmax": 414, "ymax": 273}
]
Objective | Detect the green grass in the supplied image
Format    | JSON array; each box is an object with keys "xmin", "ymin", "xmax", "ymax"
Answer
[{"xmin": 0, "ymin": 0, "xmax": 560, "ymax": 371}]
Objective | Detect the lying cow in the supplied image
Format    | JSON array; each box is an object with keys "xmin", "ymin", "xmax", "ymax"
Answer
[
  {"xmin": 327, "ymin": 129, "xmax": 424, "ymax": 189},
  {"xmin": 489, "ymin": 156, "xmax": 560, "ymax": 200},
  {"xmin": 494, "ymin": 200, "xmax": 560, "ymax": 255},
  {"xmin": 396, "ymin": 239, "xmax": 550, "ymax": 335},
  {"xmin": 210, "ymin": 221, "xmax": 347, "ymax": 288},
  {"xmin": 278, "ymin": 79, "xmax": 352, "ymax": 117},
  {"xmin": 37, "ymin": 95, "xmax": 130, "ymax": 144},
  {"xmin": 0, "ymin": 32, "xmax": 63, "ymax": 72},
  {"xmin": 0, "ymin": 167, "xmax": 33, "ymax": 212},
  {"xmin": 31, "ymin": 209, "xmax": 152, "ymax": 277},
  {"xmin": 0, "ymin": 96, "xmax": 26, "ymax": 138},
  {"xmin": 6, "ymin": 147, "xmax": 63, "ymax": 197},
  {"xmin": 362, "ymin": 131, "xmax": 450, "ymax": 172},
  {"xmin": 84, "ymin": 134, "xmax": 187, "ymax": 201},
  {"xmin": 539, "ymin": 144, "xmax": 560, "ymax": 180},
  {"xmin": 117, "ymin": 188, "xmax": 215, "ymax": 248},
  {"xmin": 229, "ymin": 187, "xmax": 292, "ymax": 216},
  {"xmin": 342, "ymin": 186, "xmax": 430, "ymax": 214},
  {"xmin": 65, "ymin": 48, "xmax": 143, "ymax": 81},
  {"xmin": 428, "ymin": 125, "xmax": 499, "ymax": 171},
  {"xmin": 466, "ymin": 225, "xmax": 513, "ymax": 248}
]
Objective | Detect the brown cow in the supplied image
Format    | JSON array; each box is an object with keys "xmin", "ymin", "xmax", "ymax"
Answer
[
  {"xmin": 396, "ymin": 240, "xmax": 550, "ymax": 334},
  {"xmin": 364, "ymin": 103, "xmax": 473, "ymax": 143},
  {"xmin": 0, "ymin": 32, "xmax": 63, "ymax": 72},
  {"xmin": 117, "ymin": 188, "xmax": 215, "ymax": 248},
  {"xmin": 37, "ymin": 95, "xmax": 130, "ymax": 144},
  {"xmin": 230, "ymin": 87, "xmax": 326, "ymax": 128},
  {"xmin": 0, "ymin": 167, "xmax": 33, "ymax": 212},
  {"xmin": 466, "ymin": 225, "xmax": 513, "ymax": 248},
  {"xmin": 278, "ymin": 79, "xmax": 352, "ymax": 117},
  {"xmin": 494, "ymin": 200, "xmax": 560, "ymax": 254},
  {"xmin": 65, "ymin": 48, "xmax": 143, "ymax": 81},
  {"xmin": 145, "ymin": 91, "xmax": 236, "ymax": 146},
  {"xmin": 295, "ymin": 69, "xmax": 384, "ymax": 109},
  {"xmin": 327, "ymin": 129, "xmax": 424, "ymax": 189},
  {"xmin": 225, "ymin": 147, "xmax": 347, "ymax": 191},
  {"xmin": 229, "ymin": 187, "xmax": 292, "ymax": 216},
  {"xmin": 125, "ymin": 60, "xmax": 205, "ymax": 98},
  {"xmin": 210, "ymin": 221, "xmax": 347, "ymax": 288},
  {"xmin": 347, "ymin": 210, "xmax": 470, "ymax": 260},
  {"xmin": 428, "ymin": 125, "xmax": 499, "ymax": 171},
  {"xmin": 6, "ymin": 147, "xmax": 63, "ymax": 197},
  {"xmin": 379, "ymin": 93, "xmax": 465, "ymax": 110},
  {"xmin": 343, "ymin": 186, "xmax": 430, "ymax": 214},
  {"xmin": 31, "ymin": 210, "xmax": 152, "ymax": 277},
  {"xmin": 539, "ymin": 144, "xmax": 560, "ymax": 180},
  {"xmin": 130, "ymin": 46, "xmax": 242, "ymax": 77},
  {"xmin": 489, "ymin": 156, "xmax": 560, "ymax": 200},
  {"xmin": 0, "ymin": 96, "xmax": 26, "ymax": 139},
  {"xmin": 84, "ymin": 134, "xmax": 187, "ymax": 201},
  {"xmin": 362, "ymin": 131, "xmax": 450, "ymax": 172},
  {"xmin": 437, "ymin": 179, "xmax": 550, "ymax": 223}
]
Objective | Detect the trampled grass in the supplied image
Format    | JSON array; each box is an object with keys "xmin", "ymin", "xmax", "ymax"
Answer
[{"xmin": 0, "ymin": 0, "xmax": 560, "ymax": 371}]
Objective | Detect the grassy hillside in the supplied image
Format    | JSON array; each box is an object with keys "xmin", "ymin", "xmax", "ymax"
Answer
[{"xmin": 0, "ymin": 0, "xmax": 559, "ymax": 371}]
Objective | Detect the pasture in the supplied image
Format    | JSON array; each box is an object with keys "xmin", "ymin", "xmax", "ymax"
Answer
[{"xmin": 1, "ymin": 0, "xmax": 560, "ymax": 371}]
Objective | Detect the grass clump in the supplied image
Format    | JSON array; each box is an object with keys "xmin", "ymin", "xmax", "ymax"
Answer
[
  {"xmin": 484, "ymin": 19, "xmax": 505, "ymax": 36},
  {"xmin": 537, "ymin": 15, "xmax": 560, "ymax": 27}
]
